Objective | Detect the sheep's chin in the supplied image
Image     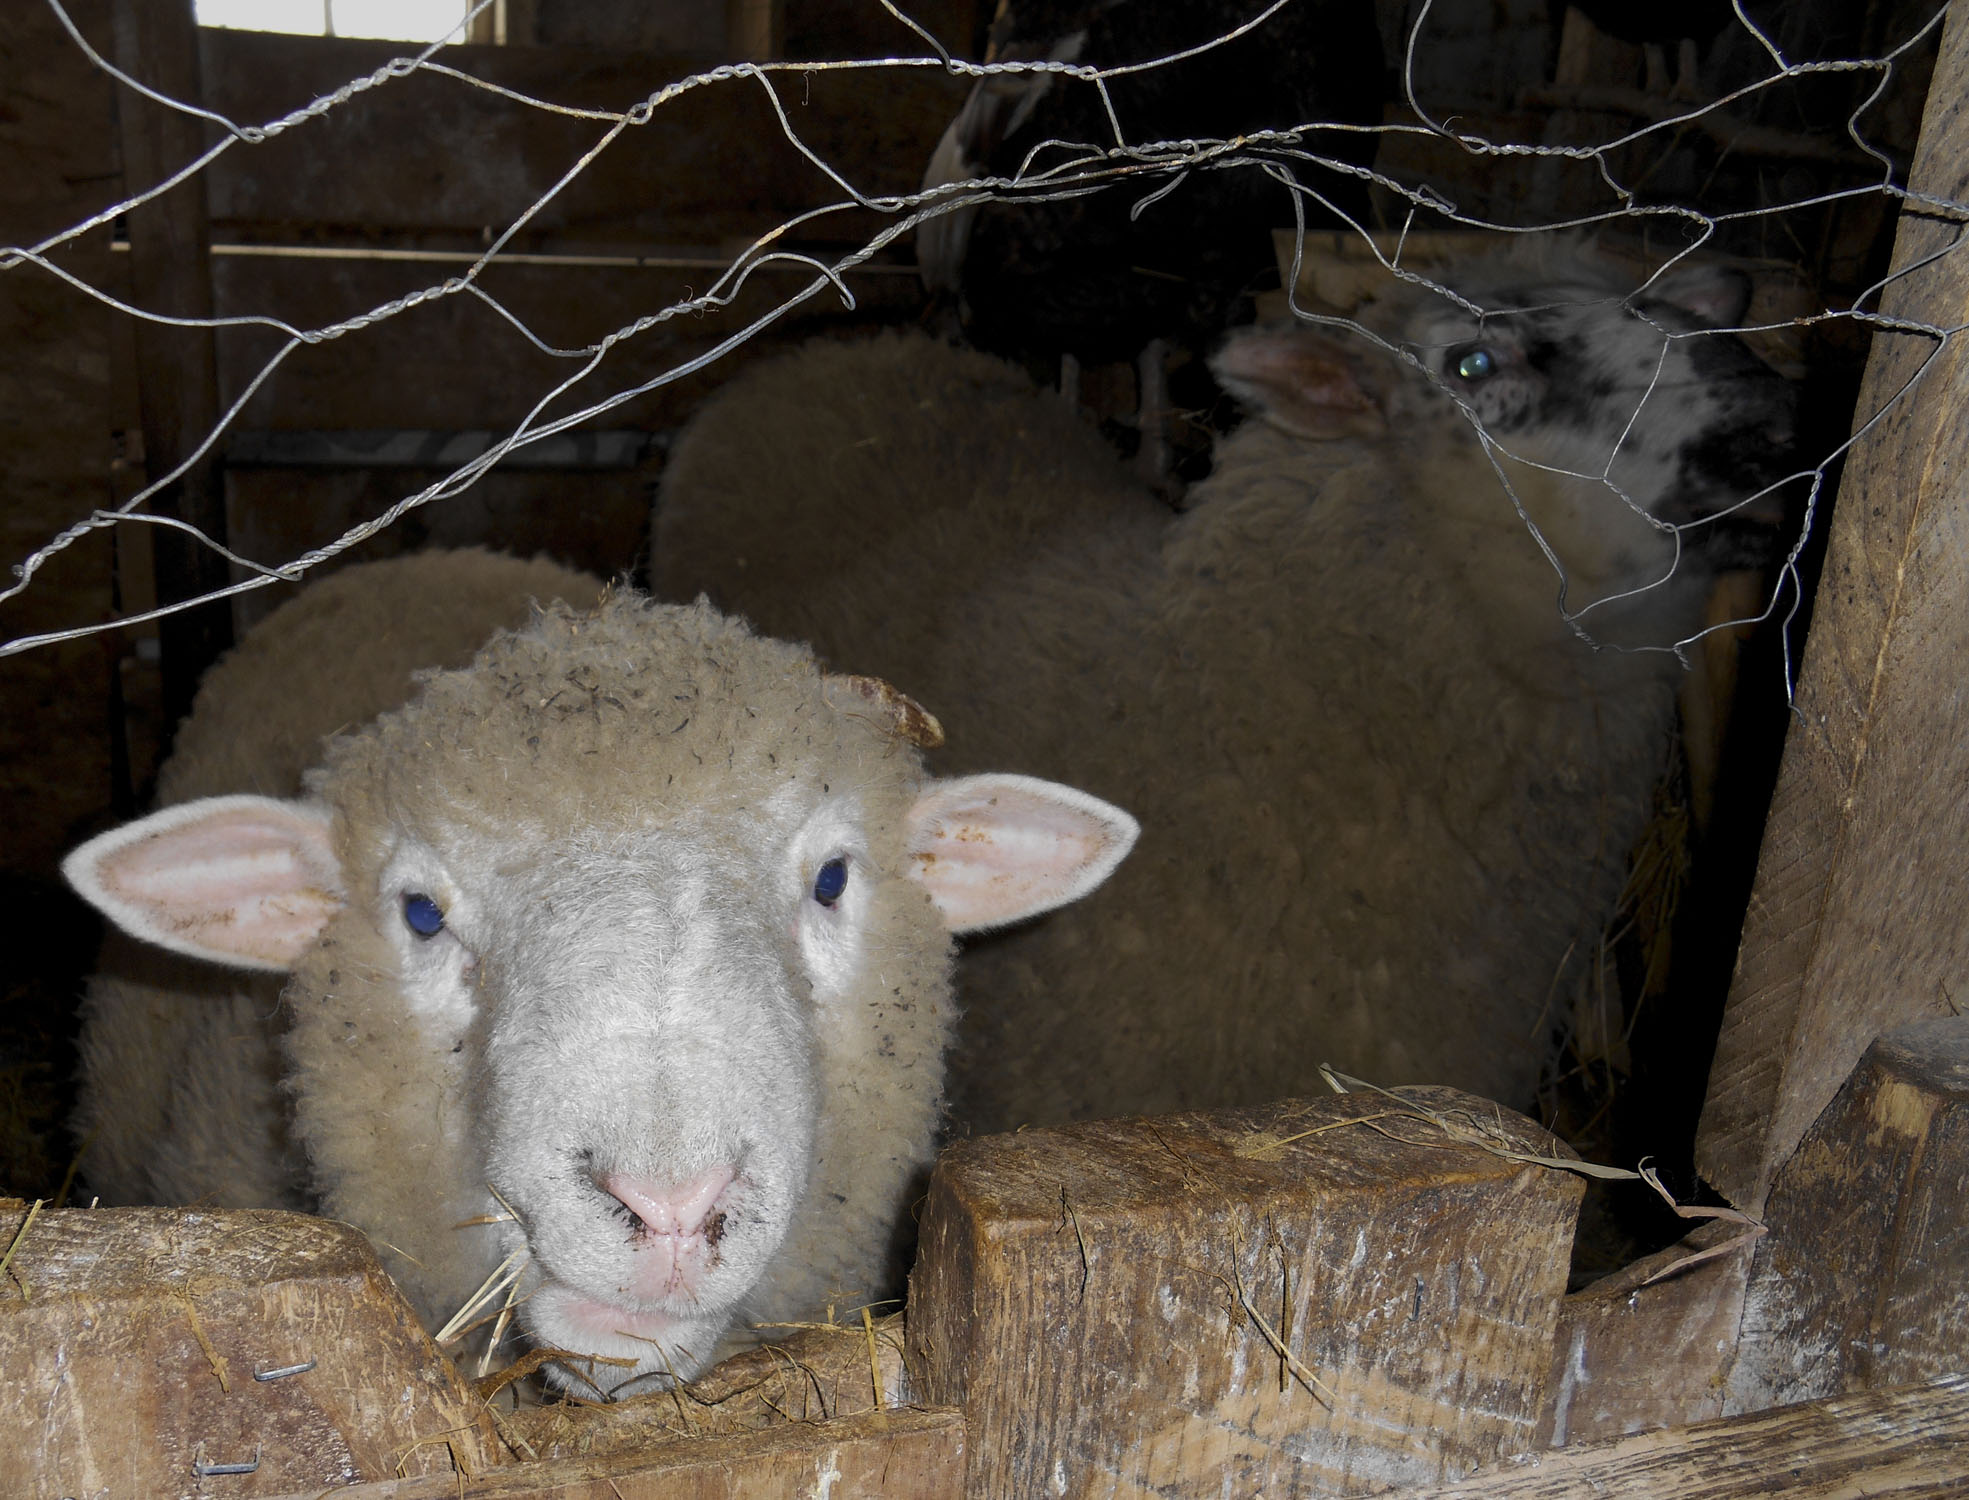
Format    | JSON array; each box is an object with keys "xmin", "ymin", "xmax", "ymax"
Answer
[{"xmin": 524, "ymin": 1282, "xmax": 732, "ymax": 1398}]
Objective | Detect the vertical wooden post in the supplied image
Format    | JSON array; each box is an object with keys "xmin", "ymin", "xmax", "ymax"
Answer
[
  {"xmin": 725, "ymin": 0, "xmax": 782, "ymax": 61},
  {"xmin": 111, "ymin": 0, "xmax": 232, "ymax": 734},
  {"xmin": 1724, "ymin": 1017, "xmax": 1969, "ymax": 1414},
  {"xmin": 1694, "ymin": 4, "xmax": 1969, "ymax": 1214}
]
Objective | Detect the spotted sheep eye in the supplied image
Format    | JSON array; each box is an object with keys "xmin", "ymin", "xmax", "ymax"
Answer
[
  {"xmin": 812, "ymin": 858, "xmax": 849, "ymax": 908},
  {"xmin": 1454, "ymin": 346, "xmax": 1498, "ymax": 381},
  {"xmin": 402, "ymin": 892, "xmax": 445, "ymax": 938}
]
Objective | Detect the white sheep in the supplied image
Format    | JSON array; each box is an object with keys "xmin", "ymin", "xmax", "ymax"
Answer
[
  {"xmin": 62, "ymin": 549, "xmax": 1138, "ymax": 1395},
  {"xmin": 653, "ymin": 247, "xmax": 1797, "ymax": 1130}
]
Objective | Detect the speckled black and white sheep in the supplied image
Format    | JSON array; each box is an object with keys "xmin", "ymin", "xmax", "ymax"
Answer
[
  {"xmin": 63, "ymin": 550, "xmax": 1137, "ymax": 1395},
  {"xmin": 652, "ymin": 248, "xmax": 1798, "ymax": 1131}
]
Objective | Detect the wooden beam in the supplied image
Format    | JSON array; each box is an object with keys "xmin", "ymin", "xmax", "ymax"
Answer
[
  {"xmin": 1376, "ymin": 1375, "xmax": 1969, "ymax": 1499},
  {"xmin": 1695, "ymin": 1, "xmax": 1969, "ymax": 1214},
  {"xmin": 259, "ymin": 1407, "xmax": 966, "ymax": 1499},
  {"xmin": 112, "ymin": 0, "xmax": 232, "ymax": 731},
  {"xmin": 1536, "ymin": 1221, "xmax": 1754, "ymax": 1447},
  {"xmin": 1724, "ymin": 1016, "xmax": 1969, "ymax": 1414},
  {"xmin": 907, "ymin": 1090, "xmax": 1584, "ymax": 1498},
  {"xmin": 194, "ymin": 31, "xmax": 967, "ymax": 247},
  {"xmin": 0, "ymin": 1201, "xmax": 501, "ymax": 1493}
]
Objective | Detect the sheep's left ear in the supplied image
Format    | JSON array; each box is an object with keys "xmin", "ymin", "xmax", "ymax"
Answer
[
  {"xmin": 62, "ymin": 794, "xmax": 344, "ymax": 972},
  {"xmin": 1211, "ymin": 325, "xmax": 1388, "ymax": 440},
  {"xmin": 905, "ymin": 774, "xmax": 1139, "ymax": 934},
  {"xmin": 1649, "ymin": 263, "xmax": 1753, "ymax": 328}
]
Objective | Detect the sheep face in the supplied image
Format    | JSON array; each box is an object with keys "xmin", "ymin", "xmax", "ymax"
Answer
[
  {"xmin": 1399, "ymin": 261, "xmax": 1796, "ymax": 573},
  {"xmin": 64, "ymin": 595, "xmax": 1139, "ymax": 1397},
  {"xmin": 358, "ymin": 811, "xmax": 848, "ymax": 1393},
  {"xmin": 1216, "ymin": 253, "xmax": 1798, "ymax": 633}
]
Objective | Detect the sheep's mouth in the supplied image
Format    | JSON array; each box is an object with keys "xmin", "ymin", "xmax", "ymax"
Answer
[
  {"xmin": 521, "ymin": 1281, "xmax": 713, "ymax": 1397},
  {"xmin": 545, "ymin": 1288, "xmax": 689, "ymax": 1344}
]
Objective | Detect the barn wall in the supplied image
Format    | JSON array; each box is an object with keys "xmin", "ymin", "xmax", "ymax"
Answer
[
  {"xmin": 0, "ymin": 0, "xmax": 122, "ymax": 1196},
  {"xmin": 0, "ymin": 0, "xmax": 119, "ymax": 873}
]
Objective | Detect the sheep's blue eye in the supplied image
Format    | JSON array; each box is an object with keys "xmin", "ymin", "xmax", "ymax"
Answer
[
  {"xmin": 403, "ymin": 893, "xmax": 445, "ymax": 938},
  {"xmin": 812, "ymin": 858, "xmax": 849, "ymax": 908},
  {"xmin": 1456, "ymin": 346, "xmax": 1498, "ymax": 381}
]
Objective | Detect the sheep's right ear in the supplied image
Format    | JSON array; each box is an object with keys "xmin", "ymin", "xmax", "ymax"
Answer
[
  {"xmin": 1211, "ymin": 325, "xmax": 1388, "ymax": 440},
  {"xmin": 905, "ymin": 774, "xmax": 1139, "ymax": 935},
  {"xmin": 62, "ymin": 795, "xmax": 344, "ymax": 973}
]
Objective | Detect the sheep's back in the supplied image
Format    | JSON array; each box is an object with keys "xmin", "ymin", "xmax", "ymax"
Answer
[
  {"xmin": 946, "ymin": 439, "xmax": 1688, "ymax": 1129},
  {"xmin": 653, "ymin": 333, "xmax": 1163, "ymax": 715},
  {"xmin": 158, "ymin": 549, "xmax": 605, "ymax": 805}
]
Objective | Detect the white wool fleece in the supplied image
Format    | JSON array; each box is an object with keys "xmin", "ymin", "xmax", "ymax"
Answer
[{"xmin": 652, "ymin": 247, "xmax": 1798, "ymax": 1131}]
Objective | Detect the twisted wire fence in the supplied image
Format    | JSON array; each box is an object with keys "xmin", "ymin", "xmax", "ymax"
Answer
[{"xmin": 1, "ymin": 0, "xmax": 1962, "ymax": 683}]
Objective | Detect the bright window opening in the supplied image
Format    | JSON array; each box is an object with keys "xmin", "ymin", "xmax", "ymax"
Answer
[{"xmin": 194, "ymin": 0, "xmax": 492, "ymax": 44}]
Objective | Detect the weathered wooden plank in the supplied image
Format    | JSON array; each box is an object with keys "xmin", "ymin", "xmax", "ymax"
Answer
[
  {"xmin": 1535, "ymin": 1221, "xmax": 1754, "ymax": 1447},
  {"xmin": 1693, "ymin": 1, "xmax": 1969, "ymax": 1214},
  {"xmin": 1376, "ymin": 1375, "xmax": 1969, "ymax": 1499},
  {"xmin": 0, "ymin": 1200, "xmax": 503, "ymax": 1498},
  {"xmin": 194, "ymin": 31, "xmax": 967, "ymax": 247},
  {"xmin": 220, "ymin": 465, "xmax": 652, "ymax": 635},
  {"xmin": 114, "ymin": 0, "xmax": 233, "ymax": 728},
  {"xmin": 907, "ymin": 1090, "xmax": 1585, "ymax": 1499},
  {"xmin": 505, "ymin": 1315, "xmax": 908, "ymax": 1461},
  {"xmin": 206, "ymin": 250, "xmax": 920, "ymax": 434},
  {"xmin": 1725, "ymin": 1016, "xmax": 1969, "ymax": 1414},
  {"xmin": 260, "ymin": 1407, "xmax": 965, "ymax": 1500}
]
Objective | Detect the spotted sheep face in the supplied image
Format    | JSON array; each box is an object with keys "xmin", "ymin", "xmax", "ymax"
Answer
[
  {"xmin": 62, "ymin": 597, "xmax": 1140, "ymax": 1398},
  {"xmin": 1212, "ymin": 252, "xmax": 1800, "ymax": 636},
  {"xmin": 1397, "ymin": 261, "xmax": 1799, "ymax": 575}
]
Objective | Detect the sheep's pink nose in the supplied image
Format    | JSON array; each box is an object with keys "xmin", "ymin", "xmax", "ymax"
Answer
[{"xmin": 601, "ymin": 1166, "xmax": 735, "ymax": 1239}]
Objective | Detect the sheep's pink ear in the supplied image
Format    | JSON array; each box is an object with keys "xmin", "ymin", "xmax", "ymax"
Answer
[
  {"xmin": 1648, "ymin": 263, "xmax": 1753, "ymax": 328},
  {"xmin": 1210, "ymin": 325, "xmax": 1387, "ymax": 439},
  {"xmin": 905, "ymin": 774, "xmax": 1139, "ymax": 934},
  {"xmin": 62, "ymin": 795, "xmax": 344, "ymax": 972}
]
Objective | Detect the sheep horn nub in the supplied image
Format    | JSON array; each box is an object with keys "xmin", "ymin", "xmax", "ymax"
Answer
[{"xmin": 821, "ymin": 674, "xmax": 945, "ymax": 750}]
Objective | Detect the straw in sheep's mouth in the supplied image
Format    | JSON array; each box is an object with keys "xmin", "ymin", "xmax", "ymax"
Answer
[{"xmin": 443, "ymin": 1188, "xmax": 532, "ymax": 1377}]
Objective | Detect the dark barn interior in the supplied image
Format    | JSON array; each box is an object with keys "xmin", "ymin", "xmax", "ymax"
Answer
[{"xmin": 1, "ymin": 0, "xmax": 1966, "ymax": 1494}]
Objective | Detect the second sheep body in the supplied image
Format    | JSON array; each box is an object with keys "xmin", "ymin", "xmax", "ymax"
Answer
[{"xmin": 655, "ymin": 249, "xmax": 1798, "ymax": 1127}]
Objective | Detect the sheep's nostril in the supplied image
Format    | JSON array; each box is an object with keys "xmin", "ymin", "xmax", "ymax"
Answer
[{"xmin": 599, "ymin": 1166, "xmax": 736, "ymax": 1239}]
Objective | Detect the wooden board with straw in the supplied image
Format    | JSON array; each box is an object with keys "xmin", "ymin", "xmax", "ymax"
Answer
[{"xmin": 906, "ymin": 1086, "xmax": 1587, "ymax": 1499}]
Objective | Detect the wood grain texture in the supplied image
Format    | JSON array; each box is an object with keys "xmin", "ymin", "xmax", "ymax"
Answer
[
  {"xmin": 1374, "ymin": 1375, "xmax": 1969, "ymax": 1499},
  {"xmin": 0, "ymin": 1202, "xmax": 502, "ymax": 1499},
  {"xmin": 259, "ymin": 1407, "xmax": 966, "ymax": 1500},
  {"xmin": 0, "ymin": 0, "xmax": 120, "ymax": 877},
  {"xmin": 1535, "ymin": 1221, "xmax": 1754, "ymax": 1447},
  {"xmin": 195, "ymin": 31, "xmax": 967, "ymax": 247},
  {"xmin": 1725, "ymin": 1016, "xmax": 1969, "ymax": 1414},
  {"xmin": 206, "ymin": 252, "xmax": 921, "ymax": 435},
  {"xmin": 907, "ymin": 1091, "xmax": 1585, "ymax": 1499},
  {"xmin": 1695, "ymin": 2, "xmax": 1969, "ymax": 1213},
  {"xmin": 113, "ymin": 0, "xmax": 233, "ymax": 724}
]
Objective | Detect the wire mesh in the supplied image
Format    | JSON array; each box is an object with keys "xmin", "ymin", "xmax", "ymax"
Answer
[{"xmin": 1, "ymin": 0, "xmax": 1963, "ymax": 685}]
